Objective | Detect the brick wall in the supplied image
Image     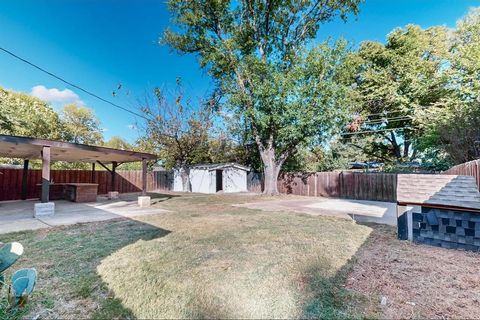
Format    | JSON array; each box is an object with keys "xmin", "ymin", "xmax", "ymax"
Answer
[{"xmin": 412, "ymin": 207, "xmax": 480, "ymax": 251}]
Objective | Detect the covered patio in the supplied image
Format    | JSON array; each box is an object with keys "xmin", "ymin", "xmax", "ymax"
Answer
[
  {"xmin": 0, "ymin": 134, "xmax": 157, "ymax": 216},
  {"xmin": 0, "ymin": 193, "xmax": 171, "ymax": 234}
]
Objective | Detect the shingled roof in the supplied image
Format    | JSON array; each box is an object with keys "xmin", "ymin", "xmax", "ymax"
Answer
[{"xmin": 397, "ymin": 174, "xmax": 480, "ymax": 211}]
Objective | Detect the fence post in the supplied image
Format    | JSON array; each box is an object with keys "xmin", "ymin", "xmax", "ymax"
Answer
[
  {"xmin": 307, "ymin": 176, "xmax": 312, "ymax": 196},
  {"xmin": 314, "ymin": 173, "xmax": 318, "ymax": 197}
]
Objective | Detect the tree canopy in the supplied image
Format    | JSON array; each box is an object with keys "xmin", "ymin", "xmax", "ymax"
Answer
[
  {"xmin": 60, "ymin": 104, "xmax": 104, "ymax": 145},
  {"xmin": 417, "ymin": 8, "xmax": 480, "ymax": 167},
  {"xmin": 347, "ymin": 24, "xmax": 450, "ymax": 163},
  {"xmin": 0, "ymin": 86, "xmax": 61, "ymax": 139},
  {"xmin": 137, "ymin": 83, "xmax": 213, "ymax": 191},
  {"xmin": 163, "ymin": 0, "xmax": 361, "ymax": 194}
]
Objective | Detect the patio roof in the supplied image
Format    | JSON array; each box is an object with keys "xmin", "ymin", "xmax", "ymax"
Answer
[{"xmin": 0, "ymin": 134, "xmax": 156, "ymax": 164}]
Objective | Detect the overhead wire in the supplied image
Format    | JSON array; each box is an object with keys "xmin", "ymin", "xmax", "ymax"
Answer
[
  {"xmin": 0, "ymin": 46, "xmax": 149, "ymax": 121},
  {"xmin": 0, "ymin": 46, "xmax": 423, "ymax": 141},
  {"xmin": 341, "ymin": 126, "xmax": 416, "ymax": 136},
  {"xmin": 362, "ymin": 116, "xmax": 413, "ymax": 125}
]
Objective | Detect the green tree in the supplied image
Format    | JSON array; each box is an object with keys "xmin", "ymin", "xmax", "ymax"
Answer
[
  {"xmin": 103, "ymin": 136, "xmax": 143, "ymax": 170},
  {"xmin": 60, "ymin": 104, "xmax": 104, "ymax": 145},
  {"xmin": 0, "ymin": 86, "xmax": 61, "ymax": 139},
  {"xmin": 351, "ymin": 25, "xmax": 450, "ymax": 163},
  {"xmin": 417, "ymin": 8, "xmax": 480, "ymax": 166},
  {"xmin": 138, "ymin": 83, "xmax": 212, "ymax": 191},
  {"xmin": 163, "ymin": 0, "xmax": 360, "ymax": 194},
  {"xmin": 104, "ymin": 136, "xmax": 133, "ymax": 150}
]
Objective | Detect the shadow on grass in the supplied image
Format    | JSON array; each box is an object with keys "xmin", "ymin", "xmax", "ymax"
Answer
[
  {"xmin": 300, "ymin": 225, "xmax": 385, "ymax": 319},
  {"xmin": 0, "ymin": 217, "xmax": 171, "ymax": 319}
]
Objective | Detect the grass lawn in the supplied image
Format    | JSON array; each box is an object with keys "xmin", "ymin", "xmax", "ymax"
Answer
[{"xmin": 0, "ymin": 193, "xmax": 378, "ymax": 319}]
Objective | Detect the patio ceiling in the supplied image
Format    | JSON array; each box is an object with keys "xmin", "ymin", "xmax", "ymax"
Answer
[{"xmin": 0, "ymin": 134, "xmax": 156, "ymax": 164}]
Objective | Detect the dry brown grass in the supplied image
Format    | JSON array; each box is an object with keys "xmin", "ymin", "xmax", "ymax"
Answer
[
  {"xmin": 97, "ymin": 193, "xmax": 373, "ymax": 318},
  {"xmin": 345, "ymin": 224, "xmax": 480, "ymax": 319},
  {"xmin": 5, "ymin": 192, "xmax": 478, "ymax": 319},
  {"xmin": 0, "ymin": 193, "xmax": 374, "ymax": 319}
]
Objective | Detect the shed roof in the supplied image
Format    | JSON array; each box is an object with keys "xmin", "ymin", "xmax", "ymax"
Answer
[
  {"xmin": 191, "ymin": 163, "xmax": 250, "ymax": 171},
  {"xmin": 397, "ymin": 174, "xmax": 480, "ymax": 212},
  {"xmin": 0, "ymin": 134, "xmax": 156, "ymax": 164}
]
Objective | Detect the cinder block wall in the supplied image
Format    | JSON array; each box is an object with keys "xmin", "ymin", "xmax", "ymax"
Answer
[{"xmin": 413, "ymin": 207, "xmax": 480, "ymax": 251}]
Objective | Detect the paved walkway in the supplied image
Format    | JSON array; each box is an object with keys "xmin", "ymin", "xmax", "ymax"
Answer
[
  {"xmin": 0, "ymin": 196, "xmax": 169, "ymax": 234},
  {"xmin": 235, "ymin": 198, "xmax": 397, "ymax": 225}
]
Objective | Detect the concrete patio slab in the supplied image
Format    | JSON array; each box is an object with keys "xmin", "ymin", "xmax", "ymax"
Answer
[
  {"xmin": 235, "ymin": 197, "xmax": 397, "ymax": 226},
  {"xmin": 0, "ymin": 196, "xmax": 170, "ymax": 234}
]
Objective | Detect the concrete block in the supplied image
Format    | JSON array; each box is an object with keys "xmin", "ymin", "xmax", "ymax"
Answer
[
  {"xmin": 108, "ymin": 191, "xmax": 119, "ymax": 200},
  {"xmin": 138, "ymin": 196, "xmax": 151, "ymax": 207},
  {"xmin": 34, "ymin": 202, "xmax": 55, "ymax": 217}
]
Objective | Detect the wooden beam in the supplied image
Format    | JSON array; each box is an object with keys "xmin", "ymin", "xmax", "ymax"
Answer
[
  {"xmin": 91, "ymin": 163, "xmax": 96, "ymax": 183},
  {"xmin": 41, "ymin": 146, "xmax": 51, "ymax": 203},
  {"xmin": 397, "ymin": 201, "xmax": 480, "ymax": 214},
  {"xmin": 21, "ymin": 159, "xmax": 29, "ymax": 200},
  {"xmin": 0, "ymin": 134, "xmax": 157, "ymax": 162},
  {"xmin": 96, "ymin": 161, "xmax": 112, "ymax": 173},
  {"xmin": 142, "ymin": 158, "xmax": 147, "ymax": 196},
  {"xmin": 111, "ymin": 161, "xmax": 117, "ymax": 192}
]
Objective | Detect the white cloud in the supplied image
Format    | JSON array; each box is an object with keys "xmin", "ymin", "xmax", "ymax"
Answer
[
  {"xmin": 30, "ymin": 85, "xmax": 84, "ymax": 106},
  {"xmin": 127, "ymin": 124, "xmax": 137, "ymax": 130}
]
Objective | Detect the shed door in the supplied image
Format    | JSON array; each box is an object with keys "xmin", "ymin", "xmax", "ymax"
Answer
[{"xmin": 216, "ymin": 170, "xmax": 223, "ymax": 192}]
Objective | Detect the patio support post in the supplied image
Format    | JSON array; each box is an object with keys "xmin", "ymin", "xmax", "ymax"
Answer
[
  {"xmin": 21, "ymin": 159, "xmax": 29, "ymax": 200},
  {"xmin": 111, "ymin": 161, "xmax": 117, "ymax": 192},
  {"xmin": 91, "ymin": 163, "xmax": 96, "ymax": 183},
  {"xmin": 138, "ymin": 158, "xmax": 150, "ymax": 207},
  {"xmin": 41, "ymin": 146, "xmax": 51, "ymax": 203},
  {"xmin": 142, "ymin": 158, "xmax": 147, "ymax": 196}
]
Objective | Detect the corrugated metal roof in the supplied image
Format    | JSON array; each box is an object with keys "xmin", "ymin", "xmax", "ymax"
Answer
[{"xmin": 397, "ymin": 174, "xmax": 480, "ymax": 211}]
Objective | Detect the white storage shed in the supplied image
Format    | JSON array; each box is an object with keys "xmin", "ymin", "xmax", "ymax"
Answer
[{"xmin": 173, "ymin": 163, "xmax": 250, "ymax": 193}]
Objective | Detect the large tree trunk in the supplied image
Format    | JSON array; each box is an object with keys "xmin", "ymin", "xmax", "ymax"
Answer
[
  {"xmin": 403, "ymin": 140, "xmax": 411, "ymax": 159},
  {"xmin": 179, "ymin": 166, "xmax": 191, "ymax": 192},
  {"xmin": 390, "ymin": 131, "xmax": 402, "ymax": 161},
  {"xmin": 260, "ymin": 147, "xmax": 282, "ymax": 195}
]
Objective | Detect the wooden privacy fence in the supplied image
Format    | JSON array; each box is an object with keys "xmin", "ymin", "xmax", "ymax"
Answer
[
  {"xmin": 250, "ymin": 171, "xmax": 397, "ymax": 202},
  {"xmin": 1, "ymin": 168, "xmax": 396, "ymax": 202},
  {"xmin": 0, "ymin": 169, "xmax": 173, "ymax": 201},
  {"xmin": 444, "ymin": 159, "xmax": 480, "ymax": 191}
]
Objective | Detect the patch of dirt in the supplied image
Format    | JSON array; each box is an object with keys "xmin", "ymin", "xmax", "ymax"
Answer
[{"xmin": 345, "ymin": 225, "xmax": 480, "ymax": 319}]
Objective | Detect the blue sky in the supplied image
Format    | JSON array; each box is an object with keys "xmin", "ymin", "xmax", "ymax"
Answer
[{"xmin": 0, "ymin": 0, "xmax": 479, "ymax": 143}]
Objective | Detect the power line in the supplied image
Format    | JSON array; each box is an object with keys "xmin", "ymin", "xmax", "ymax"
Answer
[
  {"xmin": 362, "ymin": 116, "xmax": 413, "ymax": 125},
  {"xmin": 341, "ymin": 126, "xmax": 416, "ymax": 136},
  {"xmin": 0, "ymin": 46, "xmax": 149, "ymax": 121},
  {"xmin": 361, "ymin": 110, "xmax": 406, "ymax": 118}
]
